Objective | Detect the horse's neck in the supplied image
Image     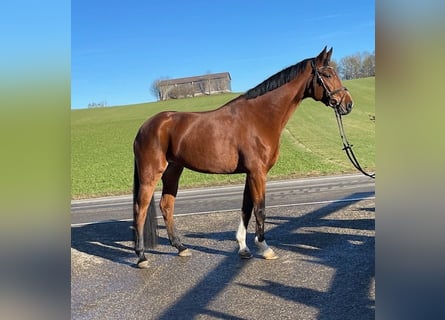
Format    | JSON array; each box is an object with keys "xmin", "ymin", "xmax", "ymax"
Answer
[{"xmin": 258, "ymin": 80, "xmax": 308, "ymax": 133}]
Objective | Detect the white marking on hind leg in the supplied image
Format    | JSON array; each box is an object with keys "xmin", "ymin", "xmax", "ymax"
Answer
[
  {"xmin": 236, "ymin": 217, "xmax": 252, "ymax": 258},
  {"xmin": 255, "ymin": 236, "xmax": 278, "ymax": 260}
]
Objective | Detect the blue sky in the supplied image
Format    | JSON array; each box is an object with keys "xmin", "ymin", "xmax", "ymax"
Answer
[{"xmin": 72, "ymin": 1, "xmax": 374, "ymax": 109}]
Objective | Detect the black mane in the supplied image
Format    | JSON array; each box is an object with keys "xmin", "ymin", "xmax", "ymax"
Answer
[{"xmin": 244, "ymin": 58, "xmax": 312, "ymax": 99}]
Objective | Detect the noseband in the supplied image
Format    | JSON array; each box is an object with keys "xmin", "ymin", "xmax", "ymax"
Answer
[{"xmin": 311, "ymin": 61, "xmax": 349, "ymax": 109}]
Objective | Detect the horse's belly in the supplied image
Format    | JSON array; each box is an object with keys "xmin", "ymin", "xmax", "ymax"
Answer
[{"xmin": 171, "ymin": 141, "xmax": 240, "ymax": 174}]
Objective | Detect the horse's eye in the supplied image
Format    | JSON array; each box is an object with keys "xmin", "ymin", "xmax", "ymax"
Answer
[{"xmin": 322, "ymin": 73, "xmax": 332, "ymax": 78}]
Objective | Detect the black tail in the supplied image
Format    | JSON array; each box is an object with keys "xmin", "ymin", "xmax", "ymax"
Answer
[
  {"xmin": 144, "ymin": 196, "xmax": 158, "ymax": 248},
  {"xmin": 133, "ymin": 160, "xmax": 158, "ymax": 249}
]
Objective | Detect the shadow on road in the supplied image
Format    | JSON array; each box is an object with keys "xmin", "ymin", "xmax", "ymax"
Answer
[
  {"xmin": 71, "ymin": 220, "xmax": 134, "ymax": 267},
  {"xmin": 244, "ymin": 198, "xmax": 375, "ymax": 319},
  {"xmin": 71, "ymin": 191, "xmax": 374, "ymax": 319},
  {"xmin": 71, "ymin": 221, "xmax": 176, "ymax": 267},
  {"xmin": 156, "ymin": 191, "xmax": 375, "ymax": 320}
]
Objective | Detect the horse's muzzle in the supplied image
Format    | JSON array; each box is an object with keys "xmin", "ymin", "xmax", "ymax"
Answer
[
  {"xmin": 334, "ymin": 90, "xmax": 353, "ymax": 115},
  {"xmin": 338, "ymin": 101, "xmax": 353, "ymax": 115}
]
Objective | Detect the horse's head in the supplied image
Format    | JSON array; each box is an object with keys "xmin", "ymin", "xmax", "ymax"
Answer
[{"xmin": 310, "ymin": 47, "xmax": 353, "ymax": 115}]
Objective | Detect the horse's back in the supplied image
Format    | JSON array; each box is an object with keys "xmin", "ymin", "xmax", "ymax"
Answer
[{"xmin": 135, "ymin": 110, "xmax": 203, "ymax": 148}]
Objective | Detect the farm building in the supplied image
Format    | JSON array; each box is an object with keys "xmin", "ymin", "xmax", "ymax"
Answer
[{"xmin": 157, "ymin": 72, "xmax": 231, "ymax": 100}]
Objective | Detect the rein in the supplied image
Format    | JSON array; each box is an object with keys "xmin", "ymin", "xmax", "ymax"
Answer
[
  {"xmin": 334, "ymin": 108, "xmax": 375, "ymax": 179},
  {"xmin": 311, "ymin": 60, "xmax": 374, "ymax": 179}
]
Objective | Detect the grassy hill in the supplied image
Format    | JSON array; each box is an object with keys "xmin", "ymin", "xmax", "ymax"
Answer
[{"xmin": 71, "ymin": 77, "xmax": 375, "ymax": 199}]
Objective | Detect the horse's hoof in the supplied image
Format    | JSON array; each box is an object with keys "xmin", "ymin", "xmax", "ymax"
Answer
[
  {"xmin": 178, "ymin": 248, "xmax": 192, "ymax": 257},
  {"xmin": 262, "ymin": 248, "xmax": 278, "ymax": 260},
  {"xmin": 137, "ymin": 260, "xmax": 149, "ymax": 269},
  {"xmin": 238, "ymin": 248, "xmax": 253, "ymax": 259}
]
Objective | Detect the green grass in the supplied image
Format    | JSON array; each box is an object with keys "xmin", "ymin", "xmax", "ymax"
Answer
[{"xmin": 71, "ymin": 77, "xmax": 375, "ymax": 199}]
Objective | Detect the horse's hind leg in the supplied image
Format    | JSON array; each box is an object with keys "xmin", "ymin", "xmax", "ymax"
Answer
[
  {"xmin": 134, "ymin": 182, "xmax": 159, "ymax": 268},
  {"xmin": 159, "ymin": 163, "xmax": 191, "ymax": 257},
  {"xmin": 133, "ymin": 156, "xmax": 166, "ymax": 268}
]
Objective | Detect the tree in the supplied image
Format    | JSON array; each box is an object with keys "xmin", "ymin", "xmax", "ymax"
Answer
[
  {"xmin": 88, "ymin": 100, "xmax": 107, "ymax": 108},
  {"xmin": 151, "ymin": 76, "xmax": 175, "ymax": 101},
  {"xmin": 339, "ymin": 54, "xmax": 361, "ymax": 80},
  {"xmin": 338, "ymin": 51, "xmax": 375, "ymax": 79},
  {"xmin": 361, "ymin": 51, "xmax": 375, "ymax": 77},
  {"xmin": 150, "ymin": 79, "xmax": 162, "ymax": 101}
]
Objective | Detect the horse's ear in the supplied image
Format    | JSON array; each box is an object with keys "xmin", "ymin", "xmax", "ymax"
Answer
[
  {"xmin": 325, "ymin": 47, "xmax": 333, "ymax": 65},
  {"xmin": 315, "ymin": 46, "xmax": 328, "ymax": 66}
]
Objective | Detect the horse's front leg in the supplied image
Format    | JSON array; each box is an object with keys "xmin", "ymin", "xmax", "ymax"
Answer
[
  {"xmin": 248, "ymin": 172, "xmax": 278, "ymax": 260},
  {"xmin": 237, "ymin": 177, "xmax": 253, "ymax": 258}
]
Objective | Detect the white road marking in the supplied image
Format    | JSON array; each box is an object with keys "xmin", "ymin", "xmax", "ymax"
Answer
[{"xmin": 71, "ymin": 195, "xmax": 374, "ymax": 227}]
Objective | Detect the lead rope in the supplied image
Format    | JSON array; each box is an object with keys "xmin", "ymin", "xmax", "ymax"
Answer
[{"xmin": 334, "ymin": 109, "xmax": 375, "ymax": 179}]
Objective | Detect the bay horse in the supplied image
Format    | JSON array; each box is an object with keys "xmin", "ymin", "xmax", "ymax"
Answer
[{"xmin": 133, "ymin": 47, "xmax": 353, "ymax": 268}]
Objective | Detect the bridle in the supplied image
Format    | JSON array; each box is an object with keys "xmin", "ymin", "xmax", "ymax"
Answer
[
  {"xmin": 311, "ymin": 60, "xmax": 349, "ymax": 110},
  {"xmin": 311, "ymin": 60, "xmax": 375, "ymax": 179}
]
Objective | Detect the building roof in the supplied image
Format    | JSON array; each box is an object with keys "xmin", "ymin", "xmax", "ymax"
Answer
[{"xmin": 158, "ymin": 72, "xmax": 231, "ymax": 86}]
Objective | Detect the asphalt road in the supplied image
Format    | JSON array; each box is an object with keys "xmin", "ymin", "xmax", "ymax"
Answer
[{"xmin": 71, "ymin": 174, "xmax": 375, "ymax": 319}]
